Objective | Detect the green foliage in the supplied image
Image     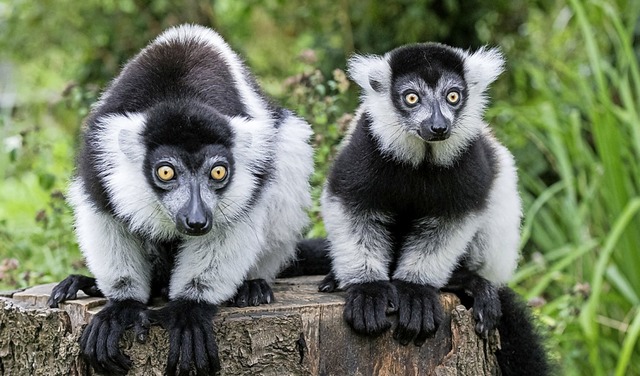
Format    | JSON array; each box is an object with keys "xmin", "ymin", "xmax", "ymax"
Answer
[
  {"xmin": 1, "ymin": 0, "xmax": 639, "ymax": 373},
  {"xmin": 495, "ymin": 1, "xmax": 640, "ymax": 374}
]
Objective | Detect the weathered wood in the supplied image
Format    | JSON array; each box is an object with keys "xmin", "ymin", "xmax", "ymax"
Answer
[{"xmin": 0, "ymin": 276, "xmax": 500, "ymax": 375}]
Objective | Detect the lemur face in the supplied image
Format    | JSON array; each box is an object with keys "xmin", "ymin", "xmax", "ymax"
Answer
[
  {"xmin": 388, "ymin": 44, "xmax": 468, "ymax": 142},
  {"xmin": 142, "ymin": 102, "xmax": 235, "ymax": 236},
  {"xmin": 390, "ymin": 71, "xmax": 468, "ymax": 142}
]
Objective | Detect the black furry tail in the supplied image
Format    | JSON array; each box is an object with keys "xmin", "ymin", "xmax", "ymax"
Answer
[
  {"xmin": 496, "ymin": 287, "xmax": 552, "ymax": 376},
  {"xmin": 278, "ymin": 238, "xmax": 332, "ymax": 278}
]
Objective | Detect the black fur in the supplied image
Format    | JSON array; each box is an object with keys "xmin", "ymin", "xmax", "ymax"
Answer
[
  {"xmin": 387, "ymin": 43, "xmax": 466, "ymax": 87},
  {"xmin": 78, "ymin": 299, "xmax": 149, "ymax": 375},
  {"xmin": 48, "ymin": 274, "xmax": 104, "ymax": 308},
  {"xmin": 495, "ymin": 288, "xmax": 552, "ymax": 376},
  {"xmin": 392, "ymin": 280, "xmax": 444, "ymax": 346},
  {"xmin": 327, "ymin": 114, "xmax": 497, "ymax": 278},
  {"xmin": 444, "ymin": 266, "xmax": 502, "ymax": 338},
  {"xmin": 343, "ymin": 281, "xmax": 398, "ymax": 337},
  {"xmin": 147, "ymin": 239, "xmax": 181, "ymax": 301},
  {"xmin": 229, "ymin": 279, "xmax": 274, "ymax": 307},
  {"xmin": 278, "ymin": 238, "xmax": 333, "ymax": 278},
  {"xmin": 148, "ymin": 300, "xmax": 220, "ymax": 375}
]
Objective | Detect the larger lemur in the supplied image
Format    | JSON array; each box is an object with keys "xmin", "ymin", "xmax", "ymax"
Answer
[
  {"xmin": 47, "ymin": 25, "xmax": 313, "ymax": 375},
  {"xmin": 312, "ymin": 43, "xmax": 550, "ymax": 375}
]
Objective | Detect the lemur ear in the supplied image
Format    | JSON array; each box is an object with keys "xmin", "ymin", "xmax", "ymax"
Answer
[
  {"xmin": 463, "ymin": 47, "xmax": 505, "ymax": 93},
  {"xmin": 347, "ymin": 54, "xmax": 391, "ymax": 94}
]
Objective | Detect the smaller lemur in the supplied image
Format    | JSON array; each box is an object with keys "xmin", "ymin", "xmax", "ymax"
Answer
[
  {"xmin": 47, "ymin": 25, "xmax": 313, "ymax": 375},
  {"xmin": 313, "ymin": 43, "xmax": 549, "ymax": 375}
]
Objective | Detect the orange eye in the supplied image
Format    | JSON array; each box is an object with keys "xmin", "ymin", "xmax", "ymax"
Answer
[
  {"xmin": 404, "ymin": 92, "xmax": 420, "ymax": 106},
  {"xmin": 446, "ymin": 91, "xmax": 460, "ymax": 104},
  {"xmin": 211, "ymin": 165, "xmax": 227, "ymax": 181},
  {"xmin": 157, "ymin": 165, "xmax": 175, "ymax": 181}
]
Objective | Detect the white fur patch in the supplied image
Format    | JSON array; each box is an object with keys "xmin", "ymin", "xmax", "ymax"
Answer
[
  {"xmin": 67, "ymin": 179, "xmax": 152, "ymax": 302},
  {"xmin": 94, "ymin": 113, "xmax": 178, "ymax": 239},
  {"xmin": 347, "ymin": 54, "xmax": 391, "ymax": 94},
  {"xmin": 472, "ymin": 131, "xmax": 521, "ymax": 284},
  {"xmin": 393, "ymin": 215, "xmax": 482, "ymax": 287},
  {"xmin": 322, "ymin": 191, "xmax": 393, "ymax": 288}
]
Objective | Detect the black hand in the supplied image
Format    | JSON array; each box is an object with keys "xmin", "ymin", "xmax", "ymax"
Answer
[
  {"xmin": 393, "ymin": 280, "xmax": 443, "ymax": 346},
  {"xmin": 343, "ymin": 281, "xmax": 398, "ymax": 337},
  {"xmin": 318, "ymin": 272, "xmax": 339, "ymax": 293},
  {"xmin": 79, "ymin": 299, "xmax": 147, "ymax": 375},
  {"xmin": 149, "ymin": 299, "xmax": 220, "ymax": 375},
  {"xmin": 48, "ymin": 274, "xmax": 104, "ymax": 308},
  {"xmin": 444, "ymin": 266, "xmax": 502, "ymax": 337},
  {"xmin": 229, "ymin": 279, "xmax": 274, "ymax": 307}
]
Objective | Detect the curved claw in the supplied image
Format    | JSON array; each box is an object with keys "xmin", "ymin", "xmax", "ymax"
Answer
[
  {"xmin": 444, "ymin": 266, "xmax": 502, "ymax": 337},
  {"xmin": 48, "ymin": 274, "xmax": 104, "ymax": 308},
  {"xmin": 150, "ymin": 299, "xmax": 221, "ymax": 375},
  {"xmin": 79, "ymin": 299, "xmax": 147, "ymax": 375},
  {"xmin": 229, "ymin": 279, "xmax": 275, "ymax": 307},
  {"xmin": 343, "ymin": 280, "xmax": 397, "ymax": 337},
  {"xmin": 392, "ymin": 280, "xmax": 443, "ymax": 346},
  {"xmin": 318, "ymin": 272, "xmax": 338, "ymax": 293},
  {"xmin": 471, "ymin": 285, "xmax": 502, "ymax": 338}
]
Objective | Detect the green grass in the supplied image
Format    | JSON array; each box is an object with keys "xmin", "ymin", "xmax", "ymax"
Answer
[{"xmin": 496, "ymin": 1, "xmax": 640, "ymax": 374}]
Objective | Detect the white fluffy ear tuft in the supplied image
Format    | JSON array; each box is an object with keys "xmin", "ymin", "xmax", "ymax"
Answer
[
  {"xmin": 463, "ymin": 47, "xmax": 505, "ymax": 93},
  {"xmin": 346, "ymin": 54, "xmax": 391, "ymax": 93}
]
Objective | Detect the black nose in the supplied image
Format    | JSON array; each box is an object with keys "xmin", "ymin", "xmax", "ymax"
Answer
[
  {"xmin": 177, "ymin": 182, "xmax": 212, "ymax": 236},
  {"xmin": 430, "ymin": 122, "xmax": 448, "ymax": 135},
  {"xmin": 186, "ymin": 216, "xmax": 208, "ymax": 231}
]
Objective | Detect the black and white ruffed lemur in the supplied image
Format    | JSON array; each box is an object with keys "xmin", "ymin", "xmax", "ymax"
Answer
[
  {"xmin": 283, "ymin": 43, "xmax": 550, "ymax": 376},
  {"xmin": 48, "ymin": 24, "xmax": 313, "ymax": 375}
]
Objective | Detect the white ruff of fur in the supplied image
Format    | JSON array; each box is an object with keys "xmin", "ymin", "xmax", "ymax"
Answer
[{"xmin": 92, "ymin": 113, "xmax": 178, "ymax": 240}]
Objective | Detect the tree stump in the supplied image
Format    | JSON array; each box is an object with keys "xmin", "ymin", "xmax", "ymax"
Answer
[{"xmin": 0, "ymin": 276, "xmax": 500, "ymax": 375}]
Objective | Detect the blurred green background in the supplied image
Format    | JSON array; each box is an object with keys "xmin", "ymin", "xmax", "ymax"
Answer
[{"xmin": 1, "ymin": 0, "xmax": 639, "ymax": 374}]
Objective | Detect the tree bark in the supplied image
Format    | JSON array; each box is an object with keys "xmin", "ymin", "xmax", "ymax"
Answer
[{"xmin": 0, "ymin": 276, "xmax": 500, "ymax": 375}]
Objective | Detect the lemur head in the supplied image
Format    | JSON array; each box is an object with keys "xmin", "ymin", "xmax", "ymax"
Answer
[
  {"xmin": 139, "ymin": 101, "xmax": 235, "ymax": 236},
  {"xmin": 107, "ymin": 100, "xmax": 247, "ymax": 238},
  {"xmin": 348, "ymin": 43, "xmax": 504, "ymax": 165}
]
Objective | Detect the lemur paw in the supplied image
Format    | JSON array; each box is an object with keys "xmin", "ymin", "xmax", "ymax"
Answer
[
  {"xmin": 229, "ymin": 279, "xmax": 274, "ymax": 307},
  {"xmin": 318, "ymin": 272, "xmax": 338, "ymax": 293},
  {"xmin": 471, "ymin": 285, "xmax": 502, "ymax": 338},
  {"xmin": 392, "ymin": 281, "xmax": 443, "ymax": 346},
  {"xmin": 79, "ymin": 299, "xmax": 148, "ymax": 375},
  {"xmin": 344, "ymin": 281, "xmax": 398, "ymax": 337},
  {"xmin": 149, "ymin": 300, "xmax": 221, "ymax": 375},
  {"xmin": 48, "ymin": 274, "xmax": 104, "ymax": 308}
]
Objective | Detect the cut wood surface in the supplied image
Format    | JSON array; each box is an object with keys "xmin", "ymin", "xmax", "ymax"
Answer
[{"xmin": 0, "ymin": 276, "xmax": 500, "ymax": 375}]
